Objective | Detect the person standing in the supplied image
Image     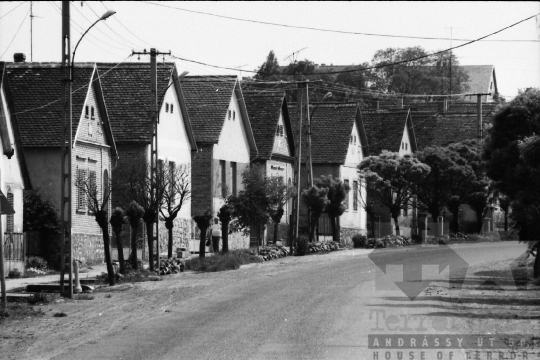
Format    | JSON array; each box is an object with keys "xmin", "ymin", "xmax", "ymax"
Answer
[{"xmin": 210, "ymin": 218, "xmax": 222, "ymax": 252}]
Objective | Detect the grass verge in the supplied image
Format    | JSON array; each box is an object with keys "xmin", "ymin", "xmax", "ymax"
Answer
[{"xmin": 185, "ymin": 250, "xmax": 262, "ymax": 272}]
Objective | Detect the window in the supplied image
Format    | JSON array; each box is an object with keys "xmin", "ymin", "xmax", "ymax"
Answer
[
  {"xmin": 6, "ymin": 191, "xmax": 13, "ymax": 233},
  {"xmin": 353, "ymin": 181, "xmax": 358, "ymax": 211},
  {"xmin": 90, "ymin": 106, "xmax": 95, "ymax": 120},
  {"xmin": 77, "ymin": 168, "xmax": 87, "ymax": 210},
  {"xmin": 85, "ymin": 106, "xmax": 89, "ymax": 119},
  {"xmin": 405, "ymin": 143, "xmax": 408, "ymax": 150},
  {"xmin": 220, "ymin": 160, "xmax": 227, "ymax": 197},
  {"xmin": 170, "ymin": 104, "xmax": 174, "ymax": 113},
  {"xmin": 344, "ymin": 179, "xmax": 350, "ymax": 210},
  {"xmin": 228, "ymin": 110, "xmax": 231, "ymax": 120},
  {"xmin": 103, "ymin": 169, "xmax": 109, "ymax": 207},
  {"xmin": 166, "ymin": 103, "xmax": 169, "ymax": 113},
  {"xmin": 403, "ymin": 205, "xmax": 408, "ymax": 217},
  {"xmin": 233, "ymin": 111, "xmax": 236, "ymax": 120},
  {"xmin": 231, "ymin": 162, "xmax": 237, "ymax": 196},
  {"xmin": 88, "ymin": 122, "xmax": 93, "ymax": 136},
  {"xmin": 354, "ymin": 136, "xmax": 356, "ymax": 145}
]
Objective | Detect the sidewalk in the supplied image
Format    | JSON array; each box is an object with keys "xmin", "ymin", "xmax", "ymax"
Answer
[{"xmin": 4, "ymin": 264, "xmax": 108, "ymax": 291}]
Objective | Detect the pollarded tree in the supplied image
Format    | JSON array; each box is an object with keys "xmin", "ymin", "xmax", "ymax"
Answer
[
  {"xmin": 359, "ymin": 151, "xmax": 430, "ymax": 233},
  {"xmin": 125, "ymin": 201, "xmax": 144, "ymax": 270},
  {"xmin": 120, "ymin": 162, "xmax": 167, "ymax": 271},
  {"xmin": 75, "ymin": 172, "xmax": 115, "ymax": 286},
  {"xmin": 358, "ymin": 173, "xmax": 379, "ymax": 238},
  {"xmin": 109, "ymin": 208, "xmax": 127, "ymax": 275},
  {"xmin": 193, "ymin": 211, "xmax": 213, "ymax": 259},
  {"xmin": 160, "ymin": 163, "xmax": 191, "ymax": 259},
  {"xmin": 315, "ymin": 175, "xmax": 350, "ymax": 242},
  {"xmin": 301, "ymin": 185, "xmax": 329, "ymax": 243},
  {"xmin": 217, "ymin": 204, "xmax": 232, "ymax": 253}
]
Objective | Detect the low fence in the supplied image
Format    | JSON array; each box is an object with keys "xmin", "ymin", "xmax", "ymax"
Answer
[{"xmin": 4, "ymin": 232, "xmax": 25, "ymax": 261}]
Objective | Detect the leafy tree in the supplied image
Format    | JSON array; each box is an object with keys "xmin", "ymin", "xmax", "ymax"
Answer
[
  {"xmin": 193, "ymin": 211, "xmax": 213, "ymax": 258},
  {"xmin": 125, "ymin": 201, "xmax": 144, "ymax": 270},
  {"xmin": 315, "ymin": 175, "xmax": 349, "ymax": 242},
  {"xmin": 110, "ymin": 208, "xmax": 127, "ymax": 274},
  {"xmin": 448, "ymin": 139, "xmax": 489, "ymax": 232},
  {"xmin": 414, "ymin": 147, "xmax": 475, "ymax": 223},
  {"xmin": 359, "ymin": 152, "xmax": 430, "ymax": 233},
  {"xmin": 227, "ymin": 167, "xmax": 271, "ymax": 253},
  {"xmin": 159, "ymin": 163, "xmax": 191, "ymax": 259},
  {"xmin": 75, "ymin": 172, "xmax": 115, "ymax": 286},
  {"xmin": 370, "ymin": 46, "xmax": 469, "ymax": 95},
  {"xmin": 483, "ymin": 88, "xmax": 540, "ymax": 277},
  {"xmin": 23, "ymin": 189, "xmax": 61, "ymax": 268},
  {"xmin": 255, "ymin": 50, "xmax": 281, "ymax": 80},
  {"xmin": 301, "ymin": 185, "xmax": 329, "ymax": 242},
  {"xmin": 267, "ymin": 176, "xmax": 295, "ymax": 244},
  {"xmin": 217, "ymin": 204, "xmax": 232, "ymax": 253}
]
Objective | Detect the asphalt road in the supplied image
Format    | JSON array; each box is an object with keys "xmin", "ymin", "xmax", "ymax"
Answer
[{"xmin": 52, "ymin": 242, "xmax": 528, "ymax": 360}]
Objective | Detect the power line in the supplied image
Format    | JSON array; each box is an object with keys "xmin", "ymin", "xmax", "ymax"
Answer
[
  {"xmin": 141, "ymin": 1, "xmax": 540, "ymax": 43},
  {"xmin": 0, "ymin": 8, "xmax": 30, "ymax": 59},
  {"xmin": 85, "ymin": 1, "xmax": 143, "ymax": 49},
  {"xmin": 0, "ymin": 1, "xmax": 25, "ymax": 20}
]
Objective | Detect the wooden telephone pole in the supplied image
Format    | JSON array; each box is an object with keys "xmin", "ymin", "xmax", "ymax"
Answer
[{"xmin": 132, "ymin": 48, "xmax": 170, "ymax": 270}]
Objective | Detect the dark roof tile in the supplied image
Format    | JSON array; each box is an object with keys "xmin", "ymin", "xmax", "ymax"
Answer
[{"xmin": 360, "ymin": 111, "xmax": 409, "ymax": 155}]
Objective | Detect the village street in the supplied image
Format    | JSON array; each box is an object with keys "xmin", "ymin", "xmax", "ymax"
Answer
[{"xmin": 2, "ymin": 241, "xmax": 537, "ymax": 360}]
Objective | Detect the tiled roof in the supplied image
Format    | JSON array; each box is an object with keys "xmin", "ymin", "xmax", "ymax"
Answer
[
  {"xmin": 411, "ymin": 111, "xmax": 484, "ymax": 151},
  {"xmin": 243, "ymin": 90, "xmax": 286, "ymax": 160},
  {"xmin": 97, "ymin": 62, "xmax": 174, "ymax": 144},
  {"xmin": 179, "ymin": 75, "xmax": 237, "ymax": 143},
  {"xmin": 360, "ymin": 111, "xmax": 410, "ymax": 155},
  {"xmin": 289, "ymin": 103, "xmax": 359, "ymax": 164},
  {"xmin": 461, "ymin": 65, "xmax": 495, "ymax": 94},
  {"xmin": 6, "ymin": 63, "xmax": 94, "ymax": 147}
]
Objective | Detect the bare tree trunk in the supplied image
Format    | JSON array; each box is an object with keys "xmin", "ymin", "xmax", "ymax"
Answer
[
  {"xmin": 222, "ymin": 221, "xmax": 229, "ymax": 253},
  {"xmin": 393, "ymin": 216, "xmax": 400, "ymax": 233},
  {"xmin": 273, "ymin": 222, "xmax": 279, "ymax": 244},
  {"xmin": 452, "ymin": 209, "xmax": 459, "ymax": 233},
  {"xmin": 199, "ymin": 226, "xmax": 208, "ymax": 258},
  {"xmin": 145, "ymin": 221, "xmax": 154, "ymax": 271},
  {"xmin": 130, "ymin": 223, "xmax": 138, "ymax": 270},
  {"xmin": 168, "ymin": 227, "xmax": 173, "ymax": 259},
  {"xmin": 504, "ymin": 211, "xmax": 508, "ymax": 232},
  {"xmin": 330, "ymin": 216, "xmax": 340, "ymax": 242},
  {"xmin": 114, "ymin": 230, "xmax": 125, "ymax": 274}
]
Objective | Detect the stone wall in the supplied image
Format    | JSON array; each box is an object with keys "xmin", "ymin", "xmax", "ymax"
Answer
[
  {"xmin": 73, "ymin": 232, "xmax": 105, "ymax": 265},
  {"xmin": 340, "ymin": 227, "xmax": 366, "ymax": 246}
]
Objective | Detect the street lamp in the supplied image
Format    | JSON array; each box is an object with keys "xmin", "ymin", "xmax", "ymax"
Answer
[
  {"xmin": 60, "ymin": 6, "xmax": 115, "ymax": 299},
  {"xmin": 71, "ymin": 9, "xmax": 116, "ymax": 81}
]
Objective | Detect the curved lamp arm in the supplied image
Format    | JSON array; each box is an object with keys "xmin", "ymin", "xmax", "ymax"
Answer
[
  {"xmin": 71, "ymin": 10, "xmax": 116, "ymax": 82},
  {"xmin": 310, "ymin": 92, "xmax": 333, "ymax": 121}
]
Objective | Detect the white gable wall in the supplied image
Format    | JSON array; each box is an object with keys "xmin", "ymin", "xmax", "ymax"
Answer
[
  {"xmin": 341, "ymin": 121, "xmax": 366, "ymax": 231},
  {"xmin": 158, "ymin": 80, "xmax": 192, "ymax": 220},
  {"xmin": 0, "ymin": 84, "xmax": 25, "ymax": 233},
  {"xmin": 399, "ymin": 123, "xmax": 412, "ymax": 156},
  {"xmin": 214, "ymin": 91, "xmax": 251, "ymax": 163}
]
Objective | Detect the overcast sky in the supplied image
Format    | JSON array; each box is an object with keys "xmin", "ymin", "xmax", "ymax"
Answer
[{"xmin": 1, "ymin": 1, "xmax": 539, "ymax": 98}]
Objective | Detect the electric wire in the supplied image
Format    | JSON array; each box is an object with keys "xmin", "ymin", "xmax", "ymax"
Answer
[
  {"xmin": 141, "ymin": 1, "xmax": 540, "ymax": 43},
  {"xmin": 0, "ymin": 1, "xmax": 25, "ymax": 20},
  {"xmin": 0, "ymin": 8, "xmax": 30, "ymax": 59}
]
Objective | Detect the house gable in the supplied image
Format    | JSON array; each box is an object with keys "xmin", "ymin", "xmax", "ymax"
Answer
[{"xmin": 272, "ymin": 110, "xmax": 292, "ymax": 157}]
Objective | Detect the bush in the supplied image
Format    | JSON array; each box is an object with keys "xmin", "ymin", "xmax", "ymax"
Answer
[
  {"xmin": 296, "ymin": 235, "xmax": 309, "ymax": 256},
  {"xmin": 8, "ymin": 268, "xmax": 21, "ymax": 279},
  {"xmin": 352, "ymin": 234, "xmax": 367, "ymax": 248},
  {"xmin": 184, "ymin": 250, "xmax": 262, "ymax": 272},
  {"xmin": 27, "ymin": 293, "xmax": 50, "ymax": 305},
  {"xmin": 26, "ymin": 257, "xmax": 48, "ymax": 270}
]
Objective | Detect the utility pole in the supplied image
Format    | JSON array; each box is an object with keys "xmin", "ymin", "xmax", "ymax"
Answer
[
  {"xmin": 59, "ymin": 0, "xmax": 73, "ymax": 298},
  {"xmin": 132, "ymin": 48, "xmax": 170, "ymax": 271},
  {"xmin": 475, "ymin": 92, "xmax": 491, "ymax": 139},
  {"xmin": 30, "ymin": 2, "xmax": 33, "ymax": 62},
  {"xmin": 299, "ymin": 83, "xmax": 312, "ymax": 188}
]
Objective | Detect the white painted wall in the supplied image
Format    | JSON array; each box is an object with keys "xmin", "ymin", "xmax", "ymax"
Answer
[
  {"xmin": 341, "ymin": 121, "xmax": 366, "ymax": 231},
  {"xmin": 0, "ymin": 82, "xmax": 26, "ymax": 234},
  {"xmin": 213, "ymin": 90, "xmax": 251, "ymax": 213},
  {"xmin": 158, "ymin": 80, "xmax": 193, "ymax": 220},
  {"xmin": 213, "ymin": 91, "xmax": 251, "ymax": 164},
  {"xmin": 398, "ymin": 122, "xmax": 412, "ymax": 156}
]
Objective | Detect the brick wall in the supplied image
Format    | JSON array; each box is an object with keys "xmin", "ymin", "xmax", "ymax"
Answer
[
  {"xmin": 73, "ymin": 233, "xmax": 105, "ymax": 265},
  {"xmin": 191, "ymin": 144, "xmax": 213, "ymax": 216},
  {"xmin": 112, "ymin": 143, "xmax": 148, "ymax": 209}
]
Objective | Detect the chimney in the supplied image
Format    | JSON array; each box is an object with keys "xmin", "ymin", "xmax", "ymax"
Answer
[{"xmin": 13, "ymin": 53, "xmax": 26, "ymax": 63}]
